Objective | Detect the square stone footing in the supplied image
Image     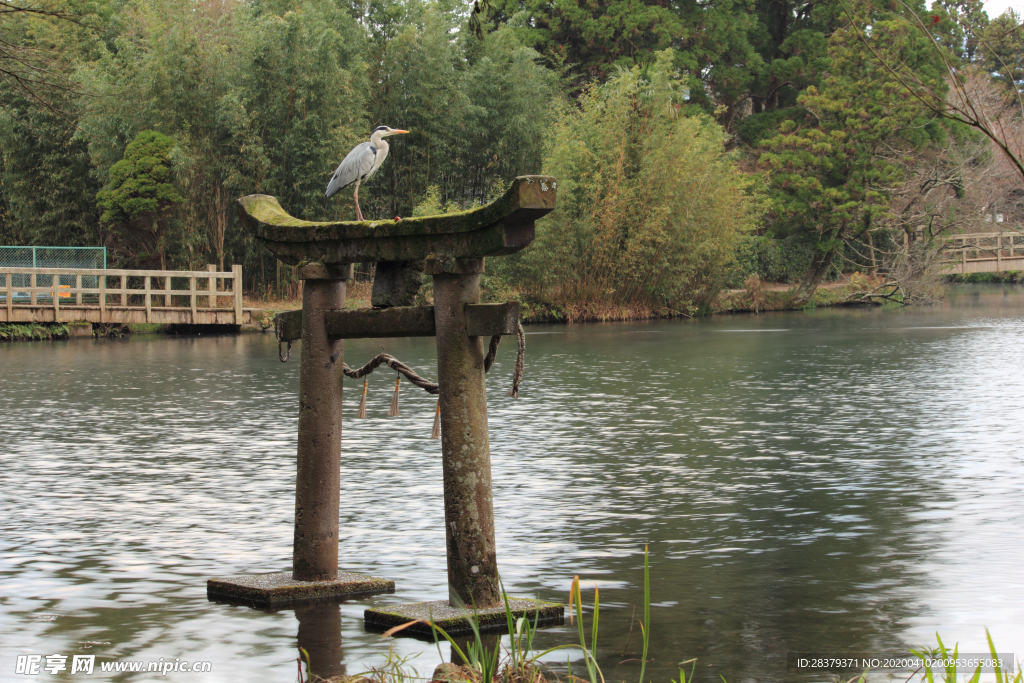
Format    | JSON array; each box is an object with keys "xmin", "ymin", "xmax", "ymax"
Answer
[
  {"xmin": 364, "ymin": 598, "xmax": 564, "ymax": 637},
  {"xmin": 207, "ymin": 572, "xmax": 395, "ymax": 608}
]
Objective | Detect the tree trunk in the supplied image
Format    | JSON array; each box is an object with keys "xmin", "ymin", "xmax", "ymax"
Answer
[
  {"xmin": 154, "ymin": 218, "xmax": 166, "ymax": 271},
  {"xmin": 210, "ymin": 186, "xmax": 228, "ymax": 288},
  {"xmin": 789, "ymin": 248, "xmax": 836, "ymax": 308},
  {"xmin": 867, "ymin": 231, "xmax": 877, "ymax": 277}
]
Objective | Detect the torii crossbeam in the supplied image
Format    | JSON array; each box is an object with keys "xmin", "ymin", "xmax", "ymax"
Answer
[{"xmin": 207, "ymin": 177, "xmax": 563, "ymax": 633}]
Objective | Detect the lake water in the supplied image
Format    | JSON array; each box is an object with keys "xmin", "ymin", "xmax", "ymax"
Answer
[{"xmin": 1, "ymin": 285, "xmax": 1022, "ymax": 682}]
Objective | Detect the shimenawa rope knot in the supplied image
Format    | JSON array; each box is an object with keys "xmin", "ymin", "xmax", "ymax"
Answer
[
  {"xmin": 276, "ymin": 315, "xmax": 525, "ymax": 409},
  {"xmin": 275, "ymin": 315, "xmax": 291, "ymax": 362},
  {"xmin": 337, "ymin": 322, "xmax": 523, "ymax": 399}
]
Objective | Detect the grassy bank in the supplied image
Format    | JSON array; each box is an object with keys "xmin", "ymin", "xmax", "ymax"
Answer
[
  {"xmin": 0, "ymin": 322, "xmax": 70, "ymax": 341},
  {"xmin": 244, "ymin": 275, "xmax": 894, "ymax": 327},
  {"xmin": 497, "ymin": 276, "xmax": 892, "ymax": 323},
  {"xmin": 0, "ymin": 321, "xmax": 214, "ymax": 341}
]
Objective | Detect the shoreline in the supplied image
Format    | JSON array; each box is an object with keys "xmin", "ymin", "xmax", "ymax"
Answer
[
  {"xmin": 9, "ymin": 274, "xmax": 1013, "ymax": 341},
  {"xmin": 0, "ymin": 277, "xmax": 916, "ymax": 342}
]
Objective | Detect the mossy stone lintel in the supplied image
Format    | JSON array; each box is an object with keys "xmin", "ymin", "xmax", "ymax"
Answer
[
  {"xmin": 237, "ymin": 176, "xmax": 555, "ymax": 266},
  {"xmin": 363, "ymin": 598, "xmax": 564, "ymax": 637},
  {"xmin": 275, "ymin": 302, "xmax": 520, "ymax": 343},
  {"xmin": 207, "ymin": 572, "xmax": 395, "ymax": 608}
]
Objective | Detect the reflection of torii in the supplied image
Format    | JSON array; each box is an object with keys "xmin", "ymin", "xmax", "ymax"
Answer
[{"xmin": 325, "ymin": 126, "xmax": 409, "ymax": 221}]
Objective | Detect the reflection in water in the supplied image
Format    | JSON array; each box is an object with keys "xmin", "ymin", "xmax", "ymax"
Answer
[
  {"xmin": 296, "ymin": 603, "xmax": 344, "ymax": 680},
  {"xmin": 1, "ymin": 285, "xmax": 1023, "ymax": 682}
]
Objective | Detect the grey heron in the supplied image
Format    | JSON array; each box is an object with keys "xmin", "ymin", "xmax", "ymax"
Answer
[{"xmin": 325, "ymin": 126, "xmax": 409, "ymax": 221}]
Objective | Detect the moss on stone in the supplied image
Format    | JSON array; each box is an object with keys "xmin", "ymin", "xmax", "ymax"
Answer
[{"xmin": 237, "ymin": 176, "xmax": 556, "ymax": 266}]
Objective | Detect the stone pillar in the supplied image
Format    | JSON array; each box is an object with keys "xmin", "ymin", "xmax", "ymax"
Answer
[
  {"xmin": 293, "ymin": 274, "xmax": 346, "ymax": 581},
  {"xmin": 429, "ymin": 257, "xmax": 500, "ymax": 608}
]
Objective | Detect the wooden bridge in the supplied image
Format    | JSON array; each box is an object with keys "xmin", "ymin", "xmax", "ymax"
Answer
[
  {"xmin": 1, "ymin": 265, "xmax": 257, "ymax": 327},
  {"xmin": 940, "ymin": 232, "xmax": 1024, "ymax": 273}
]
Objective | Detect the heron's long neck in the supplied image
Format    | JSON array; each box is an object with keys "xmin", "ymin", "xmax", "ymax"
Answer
[{"xmin": 370, "ymin": 132, "xmax": 389, "ymax": 153}]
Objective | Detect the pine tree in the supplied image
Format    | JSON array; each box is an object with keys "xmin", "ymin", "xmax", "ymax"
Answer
[
  {"xmin": 758, "ymin": 4, "xmax": 951, "ymax": 305},
  {"xmin": 96, "ymin": 130, "xmax": 183, "ymax": 268}
]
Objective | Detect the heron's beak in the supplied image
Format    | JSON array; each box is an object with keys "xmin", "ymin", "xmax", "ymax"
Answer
[{"xmin": 390, "ymin": 129, "xmax": 410, "ymax": 135}]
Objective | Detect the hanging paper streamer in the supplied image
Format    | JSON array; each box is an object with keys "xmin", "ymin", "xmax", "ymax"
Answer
[
  {"xmin": 357, "ymin": 378, "xmax": 368, "ymax": 419},
  {"xmin": 431, "ymin": 400, "xmax": 440, "ymax": 439},
  {"xmin": 389, "ymin": 375, "xmax": 401, "ymax": 416}
]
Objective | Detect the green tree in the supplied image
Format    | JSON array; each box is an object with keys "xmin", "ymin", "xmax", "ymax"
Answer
[
  {"xmin": 0, "ymin": 0, "xmax": 105, "ymax": 248},
  {"xmin": 0, "ymin": 0, "xmax": 98, "ymax": 114},
  {"xmin": 520, "ymin": 51, "xmax": 763, "ymax": 318},
  {"xmin": 358, "ymin": 0, "xmax": 557, "ymax": 219},
  {"xmin": 745, "ymin": 0, "xmax": 836, "ymax": 116},
  {"xmin": 486, "ymin": 0, "xmax": 681, "ymax": 81},
  {"xmin": 78, "ymin": 0, "xmax": 367, "ymax": 279},
  {"xmin": 980, "ymin": 9, "xmax": 1024, "ymax": 94},
  {"xmin": 96, "ymin": 130, "xmax": 183, "ymax": 268},
  {"xmin": 0, "ymin": 94, "xmax": 102, "ymax": 248},
  {"xmin": 0, "ymin": 157, "xmax": 17, "ymax": 245},
  {"xmin": 758, "ymin": 5, "xmax": 950, "ymax": 305},
  {"xmin": 487, "ymin": 0, "xmax": 763, "ymax": 125}
]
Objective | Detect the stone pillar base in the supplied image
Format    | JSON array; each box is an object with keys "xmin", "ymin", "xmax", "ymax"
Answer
[
  {"xmin": 364, "ymin": 598, "xmax": 564, "ymax": 637},
  {"xmin": 207, "ymin": 572, "xmax": 394, "ymax": 608}
]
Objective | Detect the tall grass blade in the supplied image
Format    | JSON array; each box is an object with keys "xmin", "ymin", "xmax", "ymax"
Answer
[
  {"xmin": 500, "ymin": 580, "xmax": 518, "ymax": 671},
  {"xmin": 639, "ymin": 544, "xmax": 650, "ymax": 683},
  {"xmin": 381, "ymin": 620, "xmax": 424, "ymax": 638},
  {"xmin": 569, "ymin": 575, "xmax": 578, "ymax": 625}
]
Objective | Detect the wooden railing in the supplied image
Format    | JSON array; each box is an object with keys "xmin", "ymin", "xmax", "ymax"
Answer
[
  {"xmin": 1, "ymin": 265, "xmax": 247, "ymax": 325},
  {"xmin": 939, "ymin": 232, "xmax": 1024, "ymax": 273}
]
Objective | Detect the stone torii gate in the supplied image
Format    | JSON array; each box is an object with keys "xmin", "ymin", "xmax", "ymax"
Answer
[{"xmin": 208, "ymin": 176, "xmax": 563, "ymax": 634}]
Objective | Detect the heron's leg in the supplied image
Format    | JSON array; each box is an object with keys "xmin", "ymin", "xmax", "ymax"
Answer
[{"xmin": 353, "ymin": 178, "xmax": 363, "ymax": 222}]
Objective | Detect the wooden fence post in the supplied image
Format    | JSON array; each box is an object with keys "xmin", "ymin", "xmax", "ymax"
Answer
[
  {"xmin": 99, "ymin": 273, "xmax": 106, "ymax": 322},
  {"xmin": 189, "ymin": 275, "xmax": 197, "ymax": 323},
  {"xmin": 207, "ymin": 264, "xmax": 216, "ymax": 309},
  {"xmin": 233, "ymin": 265, "xmax": 243, "ymax": 324}
]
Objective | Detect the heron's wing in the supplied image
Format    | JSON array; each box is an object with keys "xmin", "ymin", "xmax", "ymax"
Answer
[
  {"xmin": 325, "ymin": 142, "xmax": 377, "ymax": 198},
  {"xmin": 362, "ymin": 143, "xmax": 389, "ymax": 182}
]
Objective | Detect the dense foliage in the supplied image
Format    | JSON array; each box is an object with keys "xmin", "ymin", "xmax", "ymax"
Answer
[
  {"xmin": 508, "ymin": 54, "xmax": 762, "ymax": 317},
  {"xmin": 759, "ymin": 7, "xmax": 952, "ymax": 302},
  {"xmin": 96, "ymin": 130, "xmax": 183, "ymax": 268},
  {"xmin": 1, "ymin": 0, "xmax": 1020, "ymax": 310}
]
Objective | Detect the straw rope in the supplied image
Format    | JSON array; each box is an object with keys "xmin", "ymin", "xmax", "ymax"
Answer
[{"xmin": 275, "ymin": 316, "xmax": 524, "ymax": 398}]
